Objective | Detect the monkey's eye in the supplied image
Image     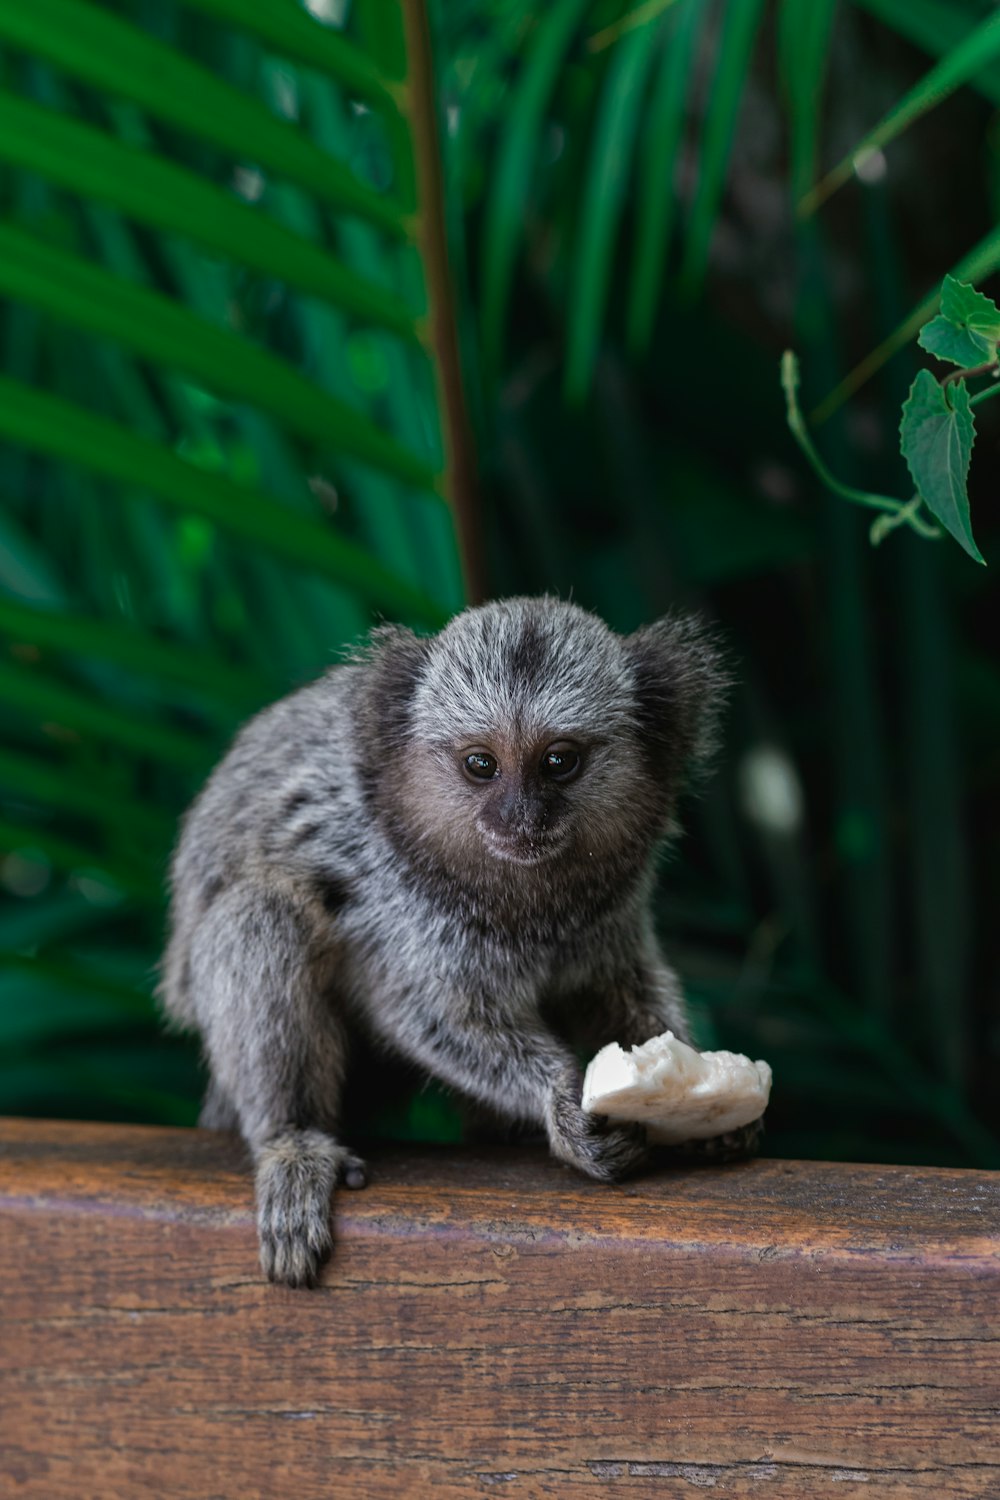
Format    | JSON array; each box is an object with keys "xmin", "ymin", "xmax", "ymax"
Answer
[
  {"xmin": 540, "ymin": 743, "xmax": 581, "ymax": 782},
  {"xmin": 463, "ymin": 750, "xmax": 499, "ymax": 782}
]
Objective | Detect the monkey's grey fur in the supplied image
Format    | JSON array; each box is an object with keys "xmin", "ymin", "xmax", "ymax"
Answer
[{"xmin": 160, "ymin": 596, "xmax": 732, "ymax": 1287}]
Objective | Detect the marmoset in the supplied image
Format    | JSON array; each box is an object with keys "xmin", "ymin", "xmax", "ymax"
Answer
[{"xmin": 160, "ymin": 596, "xmax": 729, "ymax": 1286}]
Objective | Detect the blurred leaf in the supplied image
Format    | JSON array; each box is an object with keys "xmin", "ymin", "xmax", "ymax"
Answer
[
  {"xmin": 0, "ymin": 596, "xmax": 274, "ymax": 711},
  {"xmin": 182, "ymin": 0, "xmax": 399, "ymax": 110},
  {"xmin": 564, "ymin": 13, "xmax": 661, "ymax": 401},
  {"xmin": 0, "ymin": 90, "xmax": 421, "ymax": 341},
  {"xmin": 896, "ymin": 534, "xmax": 969, "ymax": 1090},
  {"xmin": 0, "ymin": 747, "xmax": 176, "ymax": 847},
  {"xmin": 855, "ymin": 0, "xmax": 1000, "ymax": 107},
  {"xmin": 0, "ymin": 507, "xmax": 65, "ymax": 606},
  {"xmin": 900, "ymin": 370, "xmax": 983, "ymax": 563},
  {"xmin": 0, "ymin": 1025, "xmax": 203, "ymax": 1124},
  {"xmin": 0, "ymin": 659, "xmax": 213, "ymax": 771},
  {"xmin": 678, "ymin": 0, "xmax": 766, "ymax": 296},
  {"xmin": 0, "ymin": 223, "xmax": 436, "ymax": 490},
  {"xmin": 0, "ymin": 951, "xmax": 151, "ymax": 1048},
  {"xmin": 0, "ymin": 889, "xmax": 114, "ymax": 950},
  {"xmin": 480, "ymin": 0, "xmax": 591, "ymax": 374},
  {"xmin": 803, "ymin": 7, "xmax": 1000, "ymax": 213},
  {"xmin": 0, "ymin": 817, "xmax": 158, "ymax": 900},
  {"xmin": 0, "ymin": 377, "xmax": 446, "ymax": 623},
  {"xmin": 661, "ymin": 456, "xmax": 813, "ymax": 581},
  {"xmin": 0, "ymin": 0, "xmax": 409, "ymax": 236},
  {"xmin": 627, "ymin": 0, "xmax": 704, "ymax": 353},
  {"xmin": 354, "ymin": 0, "xmax": 409, "ymax": 82},
  {"xmin": 778, "ymin": 0, "xmax": 838, "ymax": 200}
]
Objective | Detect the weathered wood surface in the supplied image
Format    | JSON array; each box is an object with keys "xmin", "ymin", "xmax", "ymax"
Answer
[{"xmin": 1, "ymin": 1118, "xmax": 998, "ymax": 1499}]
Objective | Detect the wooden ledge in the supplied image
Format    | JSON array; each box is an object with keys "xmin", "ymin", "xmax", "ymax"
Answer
[{"xmin": 1, "ymin": 1118, "xmax": 999, "ymax": 1498}]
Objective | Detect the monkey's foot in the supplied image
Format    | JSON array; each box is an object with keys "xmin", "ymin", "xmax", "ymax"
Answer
[
  {"xmin": 663, "ymin": 1115, "xmax": 765, "ymax": 1165},
  {"xmin": 254, "ymin": 1129, "xmax": 367, "ymax": 1288}
]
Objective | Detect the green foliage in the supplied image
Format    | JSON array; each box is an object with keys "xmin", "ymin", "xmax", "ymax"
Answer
[
  {"xmin": 918, "ymin": 274, "xmax": 1000, "ymax": 367},
  {"xmin": 0, "ymin": 89, "xmax": 420, "ymax": 337},
  {"xmin": 0, "ymin": 0, "xmax": 465, "ymax": 1133},
  {"xmin": 1, "ymin": 0, "xmax": 998, "ymax": 1169},
  {"xmin": 803, "ymin": 7, "xmax": 1000, "ymax": 213},
  {"xmin": 563, "ymin": 9, "xmax": 661, "ymax": 402},
  {"xmin": 677, "ymin": 0, "xmax": 765, "ymax": 298},
  {"xmin": 473, "ymin": 0, "xmax": 774, "ymax": 396},
  {"xmin": 784, "ymin": 277, "xmax": 1000, "ymax": 562},
  {"xmin": 780, "ymin": 350, "xmax": 942, "ymax": 547},
  {"xmin": 920, "ymin": 316, "xmax": 995, "ymax": 370},
  {"xmin": 0, "ymin": 0, "xmax": 409, "ymax": 231},
  {"xmin": 900, "ymin": 372, "xmax": 981, "ymax": 563}
]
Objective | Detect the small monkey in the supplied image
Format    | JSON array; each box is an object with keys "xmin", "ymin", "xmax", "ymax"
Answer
[{"xmin": 160, "ymin": 596, "xmax": 731, "ymax": 1286}]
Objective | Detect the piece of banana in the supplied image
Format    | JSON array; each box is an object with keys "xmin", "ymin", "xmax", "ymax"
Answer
[{"xmin": 581, "ymin": 1030, "xmax": 771, "ymax": 1144}]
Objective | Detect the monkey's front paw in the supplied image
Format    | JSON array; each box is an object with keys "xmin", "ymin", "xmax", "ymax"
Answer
[
  {"xmin": 254, "ymin": 1129, "xmax": 361, "ymax": 1288},
  {"xmin": 547, "ymin": 1095, "xmax": 648, "ymax": 1183},
  {"xmin": 257, "ymin": 1188, "xmax": 332, "ymax": 1288}
]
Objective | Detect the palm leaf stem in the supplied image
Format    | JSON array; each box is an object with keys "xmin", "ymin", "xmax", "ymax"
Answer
[{"xmin": 400, "ymin": 0, "xmax": 486, "ymax": 604}]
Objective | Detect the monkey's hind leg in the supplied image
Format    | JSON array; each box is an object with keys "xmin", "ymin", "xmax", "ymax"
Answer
[
  {"xmin": 198, "ymin": 1076, "xmax": 239, "ymax": 1131},
  {"xmin": 189, "ymin": 881, "xmax": 367, "ymax": 1287}
]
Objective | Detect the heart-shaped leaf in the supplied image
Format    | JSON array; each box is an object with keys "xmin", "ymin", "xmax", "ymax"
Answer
[
  {"xmin": 918, "ymin": 314, "xmax": 995, "ymax": 369},
  {"xmin": 900, "ymin": 370, "xmax": 984, "ymax": 564},
  {"xmin": 918, "ymin": 276, "xmax": 1000, "ymax": 369},
  {"xmin": 940, "ymin": 274, "xmax": 1000, "ymax": 342}
]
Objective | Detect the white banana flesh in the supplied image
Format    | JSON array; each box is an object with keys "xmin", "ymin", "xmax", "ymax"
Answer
[{"xmin": 581, "ymin": 1030, "xmax": 771, "ymax": 1145}]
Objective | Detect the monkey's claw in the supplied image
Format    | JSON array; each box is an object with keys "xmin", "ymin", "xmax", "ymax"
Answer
[{"xmin": 339, "ymin": 1152, "xmax": 369, "ymax": 1190}]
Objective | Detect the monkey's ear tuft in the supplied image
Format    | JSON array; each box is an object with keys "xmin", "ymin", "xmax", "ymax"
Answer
[
  {"xmin": 352, "ymin": 625, "xmax": 433, "ymax": 749},
  {"xmin": 625, "ymin": 614, "xmax": 731, "ymax": 783}
]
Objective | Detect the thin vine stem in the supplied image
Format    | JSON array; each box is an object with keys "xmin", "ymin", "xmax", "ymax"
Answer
[
  {"xmin": 870, "ymin": 495, "xmax": 935, "ymax": 547},
  {"xmin": 942, "ymin": 359, "xmax": 998, "ymax": 387},
  {"xmin": 781, "ymin": 352, "xmax": 940, "ymax": 541},
  {"xmin": 970, "ymin": 377, "xmax": 1000, "ymax": 408}
]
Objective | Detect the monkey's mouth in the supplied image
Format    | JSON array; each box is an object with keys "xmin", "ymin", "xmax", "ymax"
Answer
[{"xmin": 481, "ymin": 829, "xmax": 562, "ymax": 865}]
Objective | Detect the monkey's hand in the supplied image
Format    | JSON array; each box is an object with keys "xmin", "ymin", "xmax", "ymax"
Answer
[
  {"xmin": 546, "ymin": 1087, "xmax": 648, "ymax": 1183},
  {"xmin": 254, "ymin": 1129, "xmax": 368, "ymax": 1288}
]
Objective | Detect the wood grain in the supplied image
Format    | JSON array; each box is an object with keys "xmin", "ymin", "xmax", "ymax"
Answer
[{"xmin": 1, "ymin": 1118, "xmax": 998, "ymax": 1498}]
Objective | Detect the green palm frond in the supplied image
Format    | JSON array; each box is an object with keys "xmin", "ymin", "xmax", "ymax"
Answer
[
  {"xmin": 0, "ymin": 0, "xmax": 474, "ymax": 1122},
  {"xmin": 471, "ymin": 0, "xmax": 773, "ymax": 398},
  {"xmin": 462, "ymin": 0, "xmax": 1000, "ymax": 405},
  {"xmin": 2, "ymin": 0, "xmax": 996, "ymax": 1169}
]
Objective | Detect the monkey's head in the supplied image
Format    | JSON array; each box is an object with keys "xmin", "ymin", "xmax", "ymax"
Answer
[{"xmin": 357, "ymin": 597, "xmax": 727, "ymax": 903}]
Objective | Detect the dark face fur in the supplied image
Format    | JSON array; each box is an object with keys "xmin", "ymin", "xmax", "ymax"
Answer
[{"xmin": 357, "ymin": 598, "xmax": 725, "ymax": 920}]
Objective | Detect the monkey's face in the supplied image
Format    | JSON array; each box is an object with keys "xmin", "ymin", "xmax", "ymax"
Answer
[
  {"xmin": 457, "ymin": 733, "xmax": 586, "ymax": 866},
  {"xmin": 362, "ymin": 596, "xmax": 726, "ymax": 895},
  {"xmin": 401, "ymin": 717, "xmax": 662, "ymax": 884}
]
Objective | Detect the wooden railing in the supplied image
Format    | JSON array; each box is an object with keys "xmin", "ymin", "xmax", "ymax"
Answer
[{"xmin": 1, "ymin": 1117, "xmax": 998, "ymax": 1498}]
